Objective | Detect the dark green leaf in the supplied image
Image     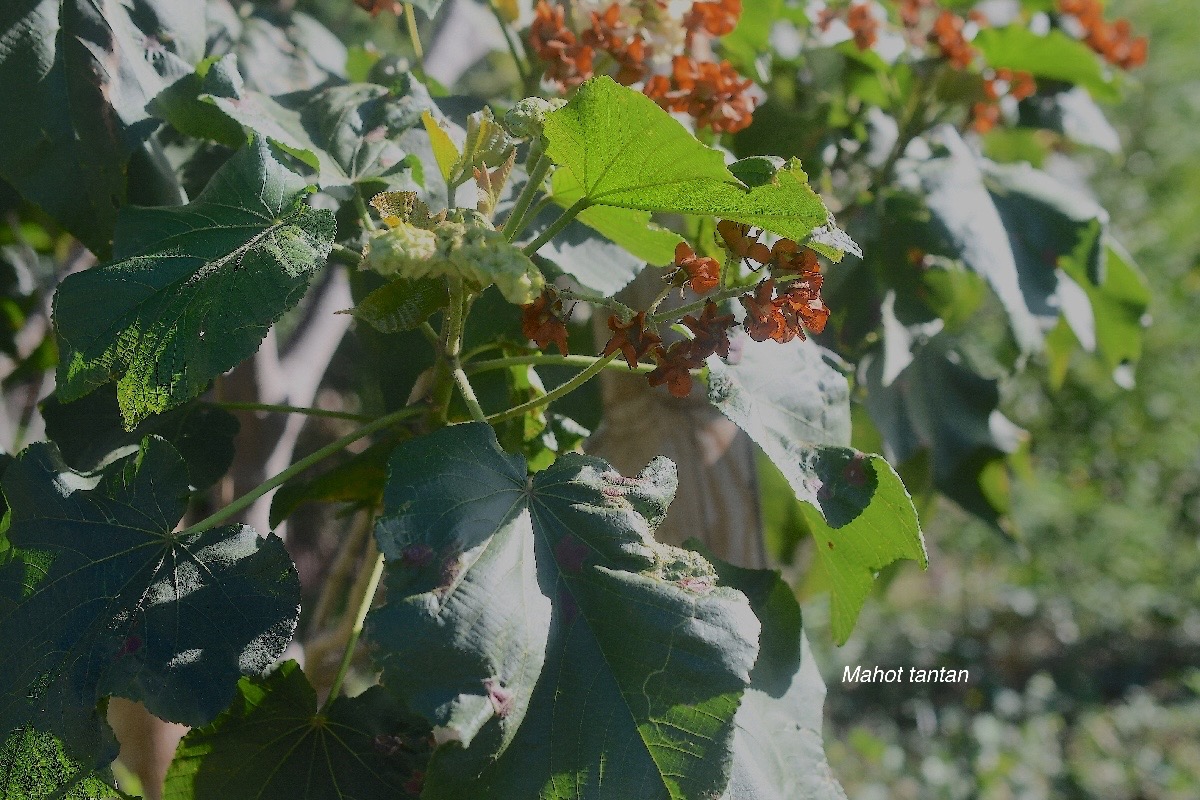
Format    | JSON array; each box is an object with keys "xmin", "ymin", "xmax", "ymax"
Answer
[
  {"xmin": 339, "ymin": 277, "xmax": 448, "ymax": 334},
  {"xmin": 542, "ymin": 77, "xmax": 857, "ymax": 259},
  {"xmin": 863, "ymin": 334, "xmax": 1027, "ymax": 526},
  {"xmin": 163, "ymin": 661, "xmax": 427, "ymax": 800},
  {"xmin": 0, "ymin": 437, "xmax": 300, "ymax": 765},
  {"xmin": 707, "ymin": 338, "xmax": 926, "ymax": 643},
  {"xmin": 0, "ymin": 0, "xmax": 202, "ymax": 254},
  {"xmin": 269, "ymin": 440, "xmax": 395, "ymax": 528},
  {"xmin": 686, "ymin": 545, "xmax": 848, "ymax": 800},
  {"xmin": 41, "ymin": 390, "xmax": 238, "ymax": 491},
  {"xmin": 205, "ymin": 0, "xmax": 346, "ymax": 96},
  {"xmin": 368, "ymin": 423, "xmax": 760, "ymax": 799},
  {"xmin": 1019, "ymin": 87, "xmax": 1121, "ymax": 153},
  {"xmin": 53, "ymin": 138, "xmax": 335, "ymax": 428}
]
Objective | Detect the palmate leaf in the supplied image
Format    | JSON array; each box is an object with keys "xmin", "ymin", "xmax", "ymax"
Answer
[
  {"xmin": 163, "ymin": 661, "xmax": 427, "ymax": 800},
  {"xmin": 0, "ymin": 437, "xmax": 299, "ymax": 780},
  {"xmin": 707, "ymin": 337, "xmax": 926, "ymax": 644},
  {"xmin": 0, "ymin": 0, "xmax": 203, "ymax": 255},
  {"xmin": 1, "ymin": 726, "xmax": 124, "ymax": 800},
  {"xmin": 368, "ymin": 423, "xmax": 762, "ymax": 800},
  {"xmin": 541, "ymin": 77, "xmax": 857, "ymax": 260},
  {"xmin": 688, "ymin": 547, "xmax": 847, "ymax": 800},
  {"xmin": 53, "ymin": 137, "xmax": 335, "ymax": 428}
]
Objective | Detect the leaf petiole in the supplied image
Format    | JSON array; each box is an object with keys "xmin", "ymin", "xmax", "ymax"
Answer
[
  {"xmin": 320, "ymin": 549, "xmax": 386, "ymax": 712},
  {"xmin": 486, "ymin": 350, "xmax": 619, "ymax": 424},
  {"xmin": 178, "ymin": 406, "xmax": 421, "ymax": 537},
  {"xmin": 521, "ymin": 197, "xmax": 590, "ymax": 255}
]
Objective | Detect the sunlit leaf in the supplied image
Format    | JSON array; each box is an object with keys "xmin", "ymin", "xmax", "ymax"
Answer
[{"xmin": 53, "ymin": 138, "xmax": 335, "ymax": 428}]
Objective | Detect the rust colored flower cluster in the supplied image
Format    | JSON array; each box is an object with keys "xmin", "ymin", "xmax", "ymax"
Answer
[
  {"xmin": 898, "ymin": 0, "xmax": 934, "ymax": 29},
  {"xmin": 644, "ymin": 56, "xmax": 756, "ymax": 134},
  {"xmin": 647, "ymin": 302, "xmax": 736, "ymax": 397},
  {"xmin": 582, "ymin": 3, "xmax": 651, "ymax": 85},
  {"xmin": 684, "ymin": 0, "xmax": 742, "ymax": 40},
  {"xmin": 670, "ymin": 242, "xmax": 721, "ymax": 294},
  {"xmin": 930, "ymin": 11, "xmax": 976, "ymax": 69},
  {"xmin": 530, "ymin": 1, "xmax": 594, "ymax": 88},
  {"xmin": 521, "ymin": 288, "xmax": 571, "ymax": 355},
  {"xmin": 847, "ymin": 2, "xmax": 880, "ymax": 51},
  {"xmin": 716, "ymin": 220, "xmax": 819, "ymax": 275},
  {"xmin": 603, "ymin": 311, "xmax": 661, "ymax": 369},
  {"xmin": 1058, "ymin": 0, "xmax": 1147, "ymax": 69},
  {"xmin": 972, "ymin": 68, "xmax": 1037, "ymax": 133},
  {"xmin": 739, "ymin": 275, "xmax": 829, "ymax": 344}
]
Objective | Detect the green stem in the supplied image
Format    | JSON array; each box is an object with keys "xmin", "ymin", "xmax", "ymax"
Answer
[
  {"xmin": 329, "ymin": 242, "xmax": 363, "ymax": 268},
  {"xmin": 556, "ymin": 287, "xmax": 635, "ymax": 319},
  {"xmin": 468, "ymin": 353, "xmax": 656, "ymax": 375},
  {"xmin": 404, "ymin": 3, "xmax": 424, "ymax": 62},
  {"xmin": 486, "ymin": 351, "xmax": 619, "ymax": 424},
  {"xmin": 521, "ymin": 197, "xmax": 589, "ymax": 256},
  {"xmin": 503, "ymin": 147, "xmax": 551, "ymax": 241},
  {"xmin": 211, "ymin": 401, "xmax": 373, "ymax": 423},
  {"xmin": 485, "ymin": 0, "xmax": 530, "ymax": 87},
  {"xmin": 354, "ymin": 193, "xmax": 377, "ymax": 232},
  {"xmin": 320, "ymin": 550, "xmax": 385, "ymax": 712},
  {"xmin": 178, "ymin": 406, "xmax": 420, "ymax": 537},
  {"xmin": 454, "ymin": 367, "xmax": 487, "ymax": 421},
  {"xmin": 419, "ymin": 320, "xmax": 440, "ymax": 346},
  {"xmin": 648, "ymin": 284, "xmax": 747, "ymax": 326}
]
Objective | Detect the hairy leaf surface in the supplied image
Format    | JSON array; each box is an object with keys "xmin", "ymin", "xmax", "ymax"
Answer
[
  {"xmin": 53, "ymin": 138, "xmax": 335, "ymax": 428},
  {"xmin": 164, "ymin": 661, "xmax": 426, "ymax": 800},
  {"xmin": 0, "ymin": 437, "xmax": 300, "ymax": 770},
  {"xmin": 542, "ymin": 77, "xmax": 856, "ymax": 259},
  {"xmin": 368, "ymin": 423, "xmax": 761, "ymax": 799},
  {"xmin": 707, "ymin": 338, "xmax": 925, "ymax": 643}
]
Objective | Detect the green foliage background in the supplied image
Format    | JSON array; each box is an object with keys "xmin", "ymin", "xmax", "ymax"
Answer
[{"xmin": 802, "ymin": 1, "xmax": 1200, "ymax": 796}]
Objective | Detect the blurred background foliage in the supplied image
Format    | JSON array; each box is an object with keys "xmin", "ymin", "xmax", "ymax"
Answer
[{"xmin": 798, "ymin": 0, "xmax": 1200, "ymax": 795}]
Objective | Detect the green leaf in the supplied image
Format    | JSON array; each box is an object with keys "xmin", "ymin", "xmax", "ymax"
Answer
[
  {"xmin": 368, "ymin": 423, "xmax": 761, "ymax": 799},
  {"xmin": 549, "ymin": 168, "xmax": 683, "ymax": 267},
  {"xmin": 0, "ymin": 437, "xmax": 300, "ymax": 772},
  {"xmin": 423, "ymin": 111, "xmax": 462, "ymax": 185},
  {"xmin": 53, "ymin": 137, "xmax": 335, "ymax": 428},
  {"xmin": 163, "ymin": 661, "xmax": 427, "ymax": 800},
  {"xmin": 1019, "ymin": 87, "xmax": 1121, "ymax": 153},
  {"xmin": 542, "ymin": 77, "xmax": 857, "ymax": 259},
  {"xmin": 721, "ymin": 0, "xmax": 783, "ymax": 75},
  {"xmin": 686, "ymin": 547, "xmax": 848, "ymax": 800},
  {"xmin": 41, "ymin": 390, "xmax": 239, "ymax": 491},
  {"xmin": 196, "ymin": 57, "xmax": 432, "ymax": 194},
  {"xmin": 707, "ymin": 338, "xmax": 926, "ymax": 644},
  {"xmin": 862, "ymin": 334, "xmax": 1027, "ymax": 527},
  {"xmin": 269, "ymin": 440, "xmax": 396, "ymax": 528},
  {"xmin": 1080, "ymin": 241, "xmax": 1151, "ymax": 372},
  {"xmin": 974, "ymin": 26, "xmax": 1119, "ymax": 103},
  {"xmin": 1, "ymin": 724, "xmax": 122, "ymax": 800},
  {"xmin": 339, "ymin": 276, "xmax": 449, "ymax": 334},
  {"xmin": 0, "ymin": 0, "xmax": 202, "ymax": 255},
  {"xmin": 907, "ymin": 127, "xmax": 1110, "ymax": 354},
  {"xmin": 205, "ymin": 0, "xmax": 346, "ymax": 96}
]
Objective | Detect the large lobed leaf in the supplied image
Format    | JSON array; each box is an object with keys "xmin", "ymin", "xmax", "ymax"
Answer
[
  {"xmin": 368, "ymin": 423, "xmax": 761, "ymax": 799},
  {"xmin": 707, "ymin": 337, "xmax": 926, "ymax": 644},
  {"xmin": 0, "ymin": 0, "xmax": 203, "ymax": 255},
  {"xmin": 690, "ymin": 546, "xmax": 848, "ymax": 800},
  {"xmin": 164, "ymin": 661, "xmax": 427, "ymax": 800},
  {"xmin": 0, "ymin": 436, "xmax": 299, "ymax": 789},
  {"xmin": 541, "ymin": 77, "xmax": 857, "ymax": 260},
  {"xmin": 53, "ymin": 137, "xmax": 335, "ymax": 428}
]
